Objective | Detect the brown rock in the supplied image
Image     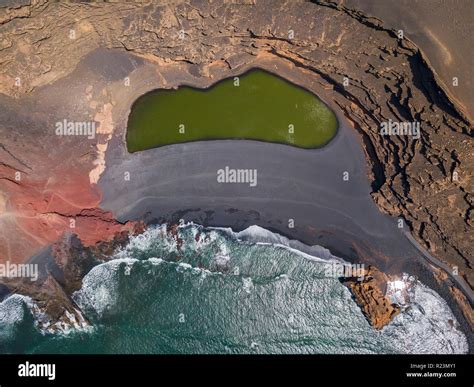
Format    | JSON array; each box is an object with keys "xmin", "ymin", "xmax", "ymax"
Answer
[{"xmin": 342, "ymin": 266, "xmax": 401, "ymax": 330}]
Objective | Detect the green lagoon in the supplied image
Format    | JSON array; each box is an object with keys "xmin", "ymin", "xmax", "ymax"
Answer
[{"xmin": 126, "ymin": 69, "xmax": 338, "ymax": 152}]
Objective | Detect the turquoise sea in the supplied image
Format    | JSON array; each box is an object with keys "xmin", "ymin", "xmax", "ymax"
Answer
[{"xmin": 0, "ymin": 224, "xmax": 468, "ymax": 354}]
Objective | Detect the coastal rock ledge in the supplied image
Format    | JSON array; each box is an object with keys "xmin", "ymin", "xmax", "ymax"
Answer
[{"xmin": 342, "ymin": 266, "xmax": 401, "ymax": 330}]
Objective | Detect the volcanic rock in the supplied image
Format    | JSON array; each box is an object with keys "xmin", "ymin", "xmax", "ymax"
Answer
[{"xmin": 342, "ymin": 265, "xmax": 401, "ymax": 329}]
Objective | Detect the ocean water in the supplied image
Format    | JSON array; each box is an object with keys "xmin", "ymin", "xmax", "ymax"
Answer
[{"xmin": 0, "ymin": 224, "xmax": 468, "ymax": 354}]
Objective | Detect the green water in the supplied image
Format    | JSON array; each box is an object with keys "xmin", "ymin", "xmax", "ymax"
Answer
[{"xmin": 126, "ymin": 69, "xmax": 338, "ymax": 152}]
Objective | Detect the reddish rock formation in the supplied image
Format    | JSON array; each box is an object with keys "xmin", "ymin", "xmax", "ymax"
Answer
[
  {"xmin": 449, "ymin": 286, "xmax": 474, "ymax": 328},
  {"xmin": 167, "ymin": 223, "xmax": 184, "ymax": 254},
  {"xmin": 0, "ymin": 160, "xmax": 140, "ymax": 264}
]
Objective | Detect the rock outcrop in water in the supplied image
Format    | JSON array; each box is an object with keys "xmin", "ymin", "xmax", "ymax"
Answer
[
  {"xmin": 342, "ymin": 266, "xmax": 401, "ymax": 329},
  {"xmin": 2, "ymin": 274, "xmax": 88, "ymax": 333},
  {"xmin": 0, "ymin": 1, "xmax": 472, "ymax": 334},
  {"xmin": 0, "ymin": 223, "xmax": 145, "ymax": 332}
]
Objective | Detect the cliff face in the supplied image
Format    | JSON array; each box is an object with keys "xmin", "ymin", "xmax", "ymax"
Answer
[
  {"xmin": 0, "ymin": 1, "xmax": 472, "ymax": 316},
  {"xmin": 331, "ymin": 0, "xmax": 474, "ymax": 124}
]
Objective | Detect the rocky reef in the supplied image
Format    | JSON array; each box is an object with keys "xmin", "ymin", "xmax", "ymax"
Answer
[
  {"xmin": 0, "ymin": 1, "xmax": 472, "ymax": 334},
  {"xmin": 342, "ymin": 266, "xmax": 403, "ymax": 329},
  {"xmin": 1, "ymin": 223, "xmax": 144, "ymax": 333}
]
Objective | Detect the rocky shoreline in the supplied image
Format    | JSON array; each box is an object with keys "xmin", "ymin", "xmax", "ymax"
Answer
[
  {"xmin": 0, "ymin": 1, "xmax": 472, "ymax": 348},
  {"xmin": 342, "ymin": 266, "xmax": 403, "ymax": 330},
  {"xmin": 1, "ymin": 222, "xmax": 406, "ymax": 333},
  {"xmin": 1, "ymin": 222, "xmax": 145, "ymax": 333}
]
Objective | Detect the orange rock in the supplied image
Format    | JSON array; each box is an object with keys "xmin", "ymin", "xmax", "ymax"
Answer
[{"xmin": 342, "ymin": 265, "xmax": 401, "ymax": 330}]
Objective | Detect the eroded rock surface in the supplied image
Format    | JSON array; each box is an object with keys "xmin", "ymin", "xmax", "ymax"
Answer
[{"xmin": 342, "ymin": 265, "xmax": 401, "ymax": 329}]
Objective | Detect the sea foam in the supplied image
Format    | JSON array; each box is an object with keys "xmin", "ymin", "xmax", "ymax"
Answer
[{"xmin": 1, "ymin": 223, "xmax": 469, "ymax": 354}]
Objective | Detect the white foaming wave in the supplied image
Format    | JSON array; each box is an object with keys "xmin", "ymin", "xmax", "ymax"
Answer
[
  {"xmin": 172, "ymin": 260, "xmax": 220, "ymax": 278},
  {"xmin": 217, "ymin": 224, "xmax": 342, "ymax": 264},
  {"xmin": 116, "ymin": 223, "xmax": 338, "ymax": 266},
  {"xmin": 114, "ymin": 224, "xmax": 171, "ymax": 259},
  {"xmin": 176, "ymin": 262, "xmax": 193, "ymax": 273},
  {"xmin": 148, "ymin": 257, "xmax": 164, "ymax": 265},
  {"xmin": 382, "ymin": 281, "xmax": 468, "ymax": 354},
  {"xmin": 234, "ymin": 225, "xmax": 290, "ymax": 244},
  {"xmin": 73, "ymin": 258, "xmax": 137, "ymax": 317},
  {"xmin": 0, "ymin": 294, "xmax": 92, "ymax": 338},
  {"xmin": 0, "ymin": 294, "xmax": 30, "ymax": 341},
  {"xmin": 241, "ymin": 277, "xmax": 254, "ymax": 294},
  {"xmin": 114, "ymin": 223, "xmax": 223, "ymax": 259},
  {"xmin": 73, "ymin": 253, "xmax": 223, "ymax": 318}
]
